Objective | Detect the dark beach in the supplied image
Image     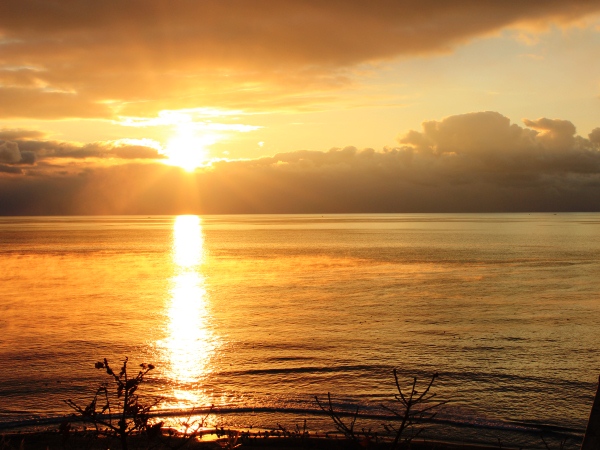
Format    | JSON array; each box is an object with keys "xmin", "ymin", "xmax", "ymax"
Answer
[{"xmin": 0, "ymin": 428, "xmax": 529, "ymax": 450}]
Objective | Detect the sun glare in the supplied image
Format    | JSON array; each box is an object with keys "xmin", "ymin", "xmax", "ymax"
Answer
[{"xmin": 164, "ymin": 125, "xmax": 217, "ymax": 171}]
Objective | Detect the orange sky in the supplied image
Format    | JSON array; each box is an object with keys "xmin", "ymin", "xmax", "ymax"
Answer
[{"xmin": 1, "ymin": 1, "xmax": 600, "ymax": 213}]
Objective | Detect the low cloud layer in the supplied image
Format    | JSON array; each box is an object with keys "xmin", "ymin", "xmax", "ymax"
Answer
[
  {"xmin": 1, "ymin": 111, "xmax": 599, "ymax": 214},
  {"xmin": 0, "ymin": 132, "xmax": 165, "ymax": 166},
  {"xmin": 1, "ymin": 1, "xmax": 599, "ymax": 118}
]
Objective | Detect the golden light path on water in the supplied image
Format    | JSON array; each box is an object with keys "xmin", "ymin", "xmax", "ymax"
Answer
[{"xmin": 159, "ymin": 215, "xmax": 218, "ymax": 408}]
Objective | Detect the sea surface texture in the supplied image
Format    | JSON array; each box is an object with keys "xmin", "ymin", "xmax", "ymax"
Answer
[{"xmin": 1, "ymin": 214, "xmax": 599, "ymax": 448}]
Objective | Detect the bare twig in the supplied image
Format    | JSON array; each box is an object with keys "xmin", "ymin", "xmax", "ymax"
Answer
[
  {"xmin": 382, "ymin": 371, "xmax": 445, "ymax": 450},
  {"xmin": 315, "ymin": 393, "xmax": 361, "ymax": 444}
]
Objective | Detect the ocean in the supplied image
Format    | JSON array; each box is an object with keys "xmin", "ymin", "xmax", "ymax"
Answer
[{"xmin": 1, "ymin": 214, "xmax": 599, "ymax": 448}]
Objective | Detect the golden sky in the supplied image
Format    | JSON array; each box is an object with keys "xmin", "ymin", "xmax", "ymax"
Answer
[{"xmin": 1, "ymin": 1, "xmax": 600, "ymax": 213}]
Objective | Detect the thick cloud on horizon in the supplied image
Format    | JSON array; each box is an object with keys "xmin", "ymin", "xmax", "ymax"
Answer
[
  {"xmin": 1, "ymin": 111, "xmax": 599, "ymax": 214},
  {"xmin": 1, "ymin": 1, "xmax": 599, "ymax": 118}
]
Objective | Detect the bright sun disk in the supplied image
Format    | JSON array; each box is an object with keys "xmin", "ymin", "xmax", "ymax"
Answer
[{"xmin": 163, "ymin": 126, "xmax": 217, "ymax": 171}]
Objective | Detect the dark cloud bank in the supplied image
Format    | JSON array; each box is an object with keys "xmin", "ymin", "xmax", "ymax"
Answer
[{"xmin": 1, "ymin": 112, "xmax": 599, "ymax": 214}]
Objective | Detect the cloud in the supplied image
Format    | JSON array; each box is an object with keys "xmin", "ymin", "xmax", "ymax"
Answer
[
  {"xmin": 398, "ymin": 111, "xmax": 600, "ymax": 178},
  {"xmin": 0, "ymin": 132, "xmax": 166, "ymax": 170},
  {"xmin": 1, "ymin": 111, "xmax": 599, "ymax": 214},
  {"xmin": 0, "ymin": 128, "xmax": 47, "ymax": 140},
  {"xmin": 400, "ymin": 111, "xmax": 538, "ymax": 157},
  {"xmin": 0, "ymin": 140, "xmax": 36, "ymax": 165},
  {"xmin": 0, "ymin": 140, "xmax": 21, "ymax": 163},
  {"xmin": 1, "ymin": 1, "xmax": 599, "ymax": 118},
  {"xmin": 0, "ymin": 164, "xmax": 22, "ymax": 174},
  {"xmin": 522, "ymin": 117, "xmax": 577, "ymax": 149},
  {"xmin": 588, "ymin": 127, "xmax": 600, "ymax": 144}
]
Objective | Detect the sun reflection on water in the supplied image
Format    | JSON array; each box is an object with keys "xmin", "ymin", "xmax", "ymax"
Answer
[
  {"xmin": 159, "ymin": 215, "xmax": 218, "ymax": 408},
  {"xmin": 173, "ymin": 215, "xmax": 203, "ymax": 267}
]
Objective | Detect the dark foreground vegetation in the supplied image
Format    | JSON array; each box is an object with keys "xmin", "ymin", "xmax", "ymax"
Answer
[
  {"xmin": 0, "ymin": 429, "xmax": 527, "ymax": 450},
  {"xmin": 0, "ymin": 358, "xmax": 583, "ymax": 450}
]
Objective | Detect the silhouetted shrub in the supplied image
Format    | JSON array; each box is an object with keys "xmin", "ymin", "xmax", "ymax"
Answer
[{"xmin": 65, "ymin": 357, "xmax": 160, "ymax": 450}]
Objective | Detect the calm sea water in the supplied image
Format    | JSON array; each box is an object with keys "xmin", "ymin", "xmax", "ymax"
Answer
[{"xmin": 1, "ymin": 214, "xmax": 599, "ymax": 448}]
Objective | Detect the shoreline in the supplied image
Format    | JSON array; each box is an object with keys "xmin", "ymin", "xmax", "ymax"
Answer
[
  {"xmin": 0, "ymin": 410, "xmax": 585, "ymax": 450},
  {"xmin": 0, "ymin": 428, "xmax": 533, "ymax": 450}
]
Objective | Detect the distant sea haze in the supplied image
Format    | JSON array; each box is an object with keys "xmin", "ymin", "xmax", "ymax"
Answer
[{"xmin": 1, "ymin": 214, "xmax": 599, "ymax": 449}]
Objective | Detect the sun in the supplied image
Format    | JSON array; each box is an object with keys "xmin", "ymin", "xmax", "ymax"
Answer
[{"xmin": 163, "ymin": 125, "xmax": 217, "ymax": 171}]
